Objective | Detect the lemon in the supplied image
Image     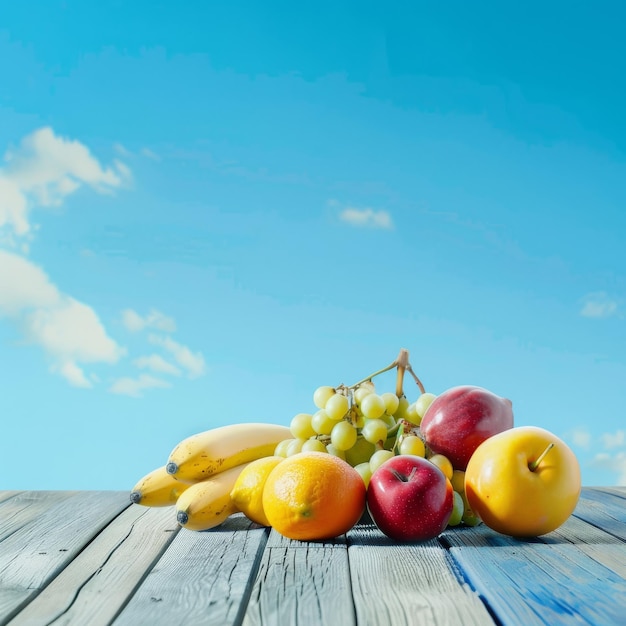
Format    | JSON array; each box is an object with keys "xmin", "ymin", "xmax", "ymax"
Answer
[{"xmin": 230, "ymin": 456, "xmax": 284, "ymax": 526}]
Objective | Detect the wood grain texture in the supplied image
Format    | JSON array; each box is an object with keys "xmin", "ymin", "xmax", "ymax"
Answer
[
  {"xmin": 6, "ymin": 505, "xmax": 178, "ymax": 626},
  {"xmin": 573, "ymin": 488, "xmax": 626, "ymax": 541},
  {"xmin": 0, "ymin": 491, "xmax": 129, "ymax": 625},
  {"xmin": 441, "ymin": 517, "xmax": 626, "ymax": 625},
  {"xmin": 114, "ymin": 513, "xmax": 268, "ymax": 626},
  {"xmin": 347, "ymin": 519, "xmax": 494, "ymax": 626},
  {"xmin": 0, "ymin": 491, "xmax": 77, "ymax": 543},
  {"xmin": 242, "ymin": 529, "xmax": 355, "ymax": 626}
]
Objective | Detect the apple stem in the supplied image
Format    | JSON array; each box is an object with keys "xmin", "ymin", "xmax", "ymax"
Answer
[{"xmin": 528, "ymin": 443, "xmax": 555, "ymax": 472}]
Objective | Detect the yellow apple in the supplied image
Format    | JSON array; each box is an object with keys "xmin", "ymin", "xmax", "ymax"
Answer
[{"xmin": 464, "ymin": 426, "xmax": 581, "ymax": 537}]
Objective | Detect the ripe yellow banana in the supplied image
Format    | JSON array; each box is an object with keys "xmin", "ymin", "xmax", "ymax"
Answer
[
  {"xmin": 166, "ymin": 422, "xmax": 291, "ymax": 483},
  {"xmin": 176, "ymin": 463, "xmax": 250, "ymax": 531},
  {"xmin": 130, "ymin": 465, "xmax": 191, "ymax": 507}
]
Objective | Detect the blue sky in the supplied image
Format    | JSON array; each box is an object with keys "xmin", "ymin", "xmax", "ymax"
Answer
[{"xmin": 1, "ymin": 1, "xmax": 625, "ymax": 489}]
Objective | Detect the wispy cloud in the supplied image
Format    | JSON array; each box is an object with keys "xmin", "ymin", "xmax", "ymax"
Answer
[
  {"xmin": 337, "ymin": 204, "xmax": 393, "ymax": 230},
  {"xmin": 0, "ymin": 127, "xmax": 129, "ymax": 242},
  {"xmin": 0, "ymin": 249, "xmax": 126, "ymax": 387},
  {"xmin": 589, "ymin": 451, "xmax": 626, "ymax": 486},
  {"xmin": 580, "ymin": 292, "xmax": 619, "ymax": 319},
  {"xmin": 149, "ymin": 334, "xmax": 207, "ymax": 378},
  {"xmin": 122, "ymin": 308, "xmax": 176, "ymax": 333},
  {"xmin": 567, "ymin": 427, "xmax": 592, "ymax": 449},
  {"xmin": 109, "ymin": 374, "xmax": 171, "ymax": 398},
  {"xmin": 133, "ymin": 353, "xmax": 182, "ymax": 376},
  {"xmin": 601, "ymin": 430, "xmax": 625, "ymax": 450}
]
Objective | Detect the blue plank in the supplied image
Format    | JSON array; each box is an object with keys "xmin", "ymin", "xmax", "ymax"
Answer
[
  {"xmin": 441, "ymin": 516, "xmax": 626, "ymax": 625},
  {"xmin": 574, "ymin": 488, "xmax": 626, "ymax": 541}
]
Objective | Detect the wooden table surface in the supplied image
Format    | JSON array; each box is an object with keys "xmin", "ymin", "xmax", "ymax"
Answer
[{"xmin": 0, "ymin": 487, "xmax": 625, "ymax": 625}]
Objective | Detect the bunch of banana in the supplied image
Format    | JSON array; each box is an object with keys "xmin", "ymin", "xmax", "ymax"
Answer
[{"xmin": 129, "ymin": 422, "xmax": 290, "ymax": 531}]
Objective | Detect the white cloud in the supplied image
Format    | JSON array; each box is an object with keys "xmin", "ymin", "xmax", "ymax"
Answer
[
  {"xmin": 0, "ymin": 126, "xmax": 129, "ymax": 240},
  {"xmin": 601, "ymin": 430, "xmax": 626, "ymax": 450},
  {"xmin": 0, "ymin": 249, "xmax": 126, "ymax": 387},
  {"xmin": 122, "ymin": 308, "xmax": 176, "ymax": 333},
  {"xmin": 590, "ymin": 452, "xmax": 626, "ymax": 486},
  {"xmin": 133, "ymin": 354, "xmax": 181, "ymax": 376},
  {"xmin": 0, "ymin": 249, "xmax": 60, "ymax": 315},
  {"xmin": 568, "ymin": 427, "xmax": 592, "ymax": 449},
  {"xmin": 149, "ymin": 334, "xmax": 206, "ymax": 378},
  {"xmin": 109, "ymin": 374, "xmax": 171, "ymax": 398},
  {"xmin": 338, "ymin": 205, "xmax": 393, "ymax": 229},
  {"xmin": 580, "ymin": 292, "xmax": 619, "ymax": 319}
]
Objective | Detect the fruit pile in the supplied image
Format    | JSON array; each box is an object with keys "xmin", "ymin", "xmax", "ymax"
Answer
[{"xmin": 130, "ymin": 348, "xmax": 582, "ymax": 542}]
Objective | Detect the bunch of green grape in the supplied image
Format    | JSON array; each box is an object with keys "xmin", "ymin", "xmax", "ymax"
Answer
[{"xmin": 274, "ymin": 381, "xmax": 438, "ymax": 486}]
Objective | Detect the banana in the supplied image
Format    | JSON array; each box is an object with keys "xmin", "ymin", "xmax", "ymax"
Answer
[
  {"xmin": 166, "ymin": 422, "xmax": 291, "ymax": 483},
  {"xmin": 175, "ymin": 463, "xmax": 250, "ymax": 531},
  {"xmin": 130, "ymin": 465, "xmax": 191, "ymax": 507}
]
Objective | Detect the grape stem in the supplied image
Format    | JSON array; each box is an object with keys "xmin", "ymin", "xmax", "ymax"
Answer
[{"xmin": 348, "ymin": 348, "xmax": 426, "ymax": 396}]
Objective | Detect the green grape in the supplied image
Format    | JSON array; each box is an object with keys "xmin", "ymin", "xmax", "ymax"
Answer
[
  {"xmin": 345, "ymin": 437, "xmax": 375, "ymax": 466},
  {"xmin": 451, "ymin": 470, "xmax": 465, "ymax": 494},
  {"xmin": 354, "ymin": 385, "xmax": 374, "ymax": 405},
  {"xmin": 326, "ymin": 443, "xmax": 346, "ymax": 460},
  {"xmin": 447, "ymin": 491, "xmax": 464, "ymax": 527},
  {"xmin": 381, "ymin": 392, "xmax": 400, "ymax": 415},
  {"xmin": 301, "ymin": 438, "xmax": 328, "ymax": 453},
  {"xmin": 325, "ymin": 393, "xmax": 350, "ymax": 421},
  {"xmin": 311, "ymin": 409, "xmax": 335, "ymax": 435},
  {"xmin": 286, "ymin": 438, "xmax": 306, "ymax": 456},
  {"xmin": 360, "ymin": 393, "xmax": 385, "ymax": 419},
  {"xmin": 354, "ymin": 462, "xmax": 373, "ymax": 488},
  {"xmin": 313, "ymin": 385, "xmax": 336, "ymax": 409},
  {"xmin": 399, "ymin": 435, "xmax": 426, "ymax": 457},
  {"xmin": 380, "ymin": 413, "xmax": 397, "ymax": 429},
  {"xmin": 274, "ymin": 439, "xmax": 293, "ymax": 457},
  {"xmin": 353, "ymin": 412, "xmax": 365, "ymax": 429},
  {"xmin": 330, "ymin": 420, "xmax": 357, "ymax": 451},
  {"xmin": 361, "ymin": 419, "xmax": 388, "ymax": 445},
  {"xmin": 415, "ymin": 392, "xmax": 437, "ymax": 419},
  {"xmin": 404, "ymin": 402, "xmax": 421, "ymax": 426},
  {"xmin": 461, "ymin": 492, "xmax": 481, "ymax": 526},
  {"xmin": 369, "ymin": 449, "xmax": 394, "ymax": 473},
  {"xmin": 393, "ymin": 396, "xmax": 410, "ymax": 420},
  {"xmin": 290, "ymin": 413, "xmax": 316, "ymax": 439},
  {"xmin": 428, "ymin": 453, "xmax": 453, "ymax": 480}
]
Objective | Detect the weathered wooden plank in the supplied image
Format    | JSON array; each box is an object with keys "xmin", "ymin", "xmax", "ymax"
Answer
[
  {"xmin": 546, "ymin": 514, "xmax": 626, "ymax": 578},
  {"xmin": 347, "ymin": 519, "xmax": 495, "ymax": 626},
  {"xmin": 441, "ymin": 519, "xmax": 626, "ymax": 625},
  {"xmin": 593, "ymin": 486, "xmax": 626, "ymax": 500},
  {"xmin": 0, "ymin": 491, "xmax": 77, "ymax": 544},
  {"xmin": 114, "ymin": 513, "xmax": 268, "ymax": 626},
  {"xmin": 242, "ymin": 529, "xmax": 355, "ymax": 626},
  {"xmin": 6, "ymin": 505, "xmax": 178, "ymax": 626},
  {"xmin": 574, "ymin": 489, "xmax": 626, "ymax": 541},
  {"xmin": 0, "ymin": 491, "xmax": 129, "ymax": 625},
  {"xmin": 0, "ymin": 492, "xmax": 19, "ymax": 506}
]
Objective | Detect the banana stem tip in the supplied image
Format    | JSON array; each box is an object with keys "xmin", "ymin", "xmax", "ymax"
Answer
[{"xmin": 166, "ymin": 462, "xmax": 178, "ymax": 476}]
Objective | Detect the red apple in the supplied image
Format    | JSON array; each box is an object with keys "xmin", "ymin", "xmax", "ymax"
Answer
[
  {"xmin": 420, "ymin": 385, "xmax": 514, "ymax": 470},
  {"xmin": 367, "ymin": 455, "xmax": 454, "ymax": 542}
]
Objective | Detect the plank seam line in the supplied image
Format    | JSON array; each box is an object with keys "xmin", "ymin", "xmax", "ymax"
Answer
[
  {"xmin": 40, "ymin": 518, "xmax": 142, "ymax": 626},
  {"xmin": 438, "ymin": 534, "xmax": 503, "ymax": 626},
  {"xmin": 107, "ymin": 515, "xmax": 182, "ymax": 624},
  {"xmin": 231, "ymin": 526, "xmax": 271, "ymax": 626}
]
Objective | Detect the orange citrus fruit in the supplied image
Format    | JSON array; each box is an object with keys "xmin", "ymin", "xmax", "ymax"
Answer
[
  {"xmin": 262, "ymin": 451, "xmax": 366, "ymax": 540},
  {"xmin": 230, "ymin": 456, "xmax": 284, "ymax": 526}
]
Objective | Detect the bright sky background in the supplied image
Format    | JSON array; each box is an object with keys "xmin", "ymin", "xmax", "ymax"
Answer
[{"xmin": 1, "ymin": 2, "xmax": 625, "ymax": 490}]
